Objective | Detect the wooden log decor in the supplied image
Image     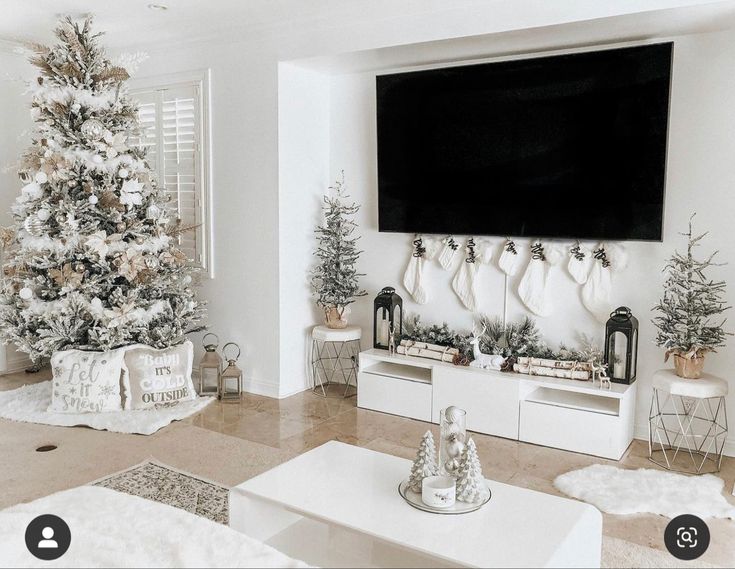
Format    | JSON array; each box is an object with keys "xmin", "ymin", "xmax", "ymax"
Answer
[
  {"xmin": 513, "ymin": 357, "xmax": 592, "ymax": 381},
  {"xmin": 396, "ymin": 339, "xmax": 458, "ymax": 363}
]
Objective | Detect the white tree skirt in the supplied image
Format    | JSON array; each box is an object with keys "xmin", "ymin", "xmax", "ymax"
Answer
[
  {"xmin": 555, "ymin": 464, "xmax": 735, "ymax": 519},
  {"xmin": 0, "ymin": 381, "xmax": 213, "ymax": 435},
  {"xmin": 0, "ymin": 486, "xmax": 308, "ymax": 568}
]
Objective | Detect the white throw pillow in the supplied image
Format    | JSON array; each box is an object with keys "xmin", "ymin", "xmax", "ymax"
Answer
[
  {"xmin": 48, "ymin": 348, "xmax": 126, "ymax": 414},
  {"xmin": 121, "ymin": 341, "xmax": 196, "ymax": 410}
]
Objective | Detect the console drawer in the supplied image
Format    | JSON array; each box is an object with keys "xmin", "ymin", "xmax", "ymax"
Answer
[{"xmin": 357, "ymin": 371, "xmax": 432, "ymax": 422}]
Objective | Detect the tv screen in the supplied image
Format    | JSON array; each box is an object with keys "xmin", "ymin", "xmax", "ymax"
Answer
[{"xmin": 376, "ymin": 43, "xmax": 672, "ymax": 241}]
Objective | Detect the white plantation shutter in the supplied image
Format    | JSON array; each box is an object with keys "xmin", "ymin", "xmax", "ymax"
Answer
[{"xmin": 130, "ymin": 81, "xmax": 208, "ymax": 270}]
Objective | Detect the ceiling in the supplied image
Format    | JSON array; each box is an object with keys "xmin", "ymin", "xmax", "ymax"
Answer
[{"xmin": 1, "ymin": 0, "xmax": 733, "ymax": 52}]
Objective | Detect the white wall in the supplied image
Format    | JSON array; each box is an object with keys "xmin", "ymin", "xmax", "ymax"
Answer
[
  {"xmin": 0, "ymin": 49, "xmax": 33, "ymax": 373},
  {"xmin": 278, "ymin": 63, "xmax": 331, "ymax": 397},
  {"xmin": 326, "ymin": 30, "xmax": 735, "ymax": 451}
]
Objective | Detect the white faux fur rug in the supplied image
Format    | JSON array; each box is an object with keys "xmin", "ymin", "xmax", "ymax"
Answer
[
  {"xmin": 0, "ymin": 381, "xmax": 213, "ymax": 435},
  {"xmin": 555, "ymin": 464, "xmax": 735, "ymax": 519},
  {"xmin": 0, "ymin": 486, "xmax": 308, "ymax": 568}
]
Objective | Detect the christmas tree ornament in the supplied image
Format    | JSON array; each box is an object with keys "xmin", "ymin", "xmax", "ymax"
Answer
[
  {"xmin": 19, "ymin": 287, "xmax": 33, "ymax": 300},
  {"xmin": 567, "ymin": 241, "xmax": 593, "ymax": 284},
  {"xmin": 0, "ymin": 16, "xmax": 204, "ymax": 363},
  {"xmin": 582, "ymin": 245, "xmax": 613, "ymax": 322},
  {"xmin": 440, "ymin": 406, "xmax": 467, "ymax": 477},
  {"xmin": 408, "ymin": 431, "xmax": 439, "ymax": 492},
  {"xmin": 88, "ymin": 195, "xmax": 98, "ymax": 205},
  {"xmin": 518, "ymin": 241, "xmax": 555, "ymax": 317},
  {"xmin": 452, "ymin": 238, "xmax": 479, "ymax": 311},
  {"xmin": 456, "ymin": 437, "xmax": 490, "ymax": 503},
  {"xmin": 23, "ymin": 215, "xmax": 44, "ymax": 237},
  {"xmin": 146, "ymin": 204, "xmax": 161, "ymax": 219},
  {"xmin": 118, "ymin": 168, "xmax": 129, "ymax": 178},
  {"xmin": 403, "ymin": 236, "xmax": 429, "ymax": 304},
  {"xmin": 437, "ymin": 235, "xmax": 459, "ymax": 271},
  {"xmin": 498, "ymin": 238, "xmax": 522, "ymax": 276},
  {"xmin": 80, "ymin": 118, "xmax": 105, "ymax": 141}
]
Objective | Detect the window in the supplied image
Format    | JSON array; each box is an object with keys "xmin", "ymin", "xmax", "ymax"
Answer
[{"xmin": 129, "ymin": 70, "xmax": 212, "ymax": 276}]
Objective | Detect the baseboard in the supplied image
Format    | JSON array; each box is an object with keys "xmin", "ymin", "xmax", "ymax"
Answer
[{"xmin": 634, "ymin": 423, "xmax": 735, "ymax": 458}]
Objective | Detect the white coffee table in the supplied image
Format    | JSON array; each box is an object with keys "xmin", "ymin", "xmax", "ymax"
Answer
[{"xmin": 230, "ymin": 441, "xmax": 601, "ymax": 568}]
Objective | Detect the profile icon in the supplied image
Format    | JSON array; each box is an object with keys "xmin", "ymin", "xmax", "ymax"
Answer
[
  {"xmin": 25, "ymin": 514, "xmax": 70, "ymax": 560},
  {"xmin": 38, "ymin": 526, "xmax": 58, "ymax": 548}
]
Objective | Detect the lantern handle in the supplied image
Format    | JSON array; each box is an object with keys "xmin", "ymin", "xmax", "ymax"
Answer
[
  {"xmin": 222, "ymin": 342, "xmax": 241, "ymax": 362},
  {"xmin": 202, "ymin": 332, "xmax": 219, "ymax": 351},
  {"xmin": 610, "ymin": 306, "xmax": 632, "ymax": 321}
]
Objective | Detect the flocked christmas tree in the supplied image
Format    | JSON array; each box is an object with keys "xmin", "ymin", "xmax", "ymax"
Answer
[
  {"xmin": 0, "ymin": 17, "xmax": 205, "ymax": 363},
  {"xmin": 652, "ymin": 215, "xmax": 730, "ymax": 360},
  {"xmin": 455, "ymin": 437, "xmax": 490, "ymax": 503},
  {"xmin": 310, "ymin": 172, "xmax": 366, "ymax": 324},
  {"xmin": 408, "ymin": 431, "xmax": 438, "ymax": 492}
]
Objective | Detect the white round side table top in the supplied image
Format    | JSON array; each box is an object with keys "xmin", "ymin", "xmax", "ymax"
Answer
[
  {"xmin": 312, "ymin": 325, "xmax": 362, "ymax": 342},
  {"xmin": 652, "ymin": 368, "xmax": 728, "ymax": 398}
]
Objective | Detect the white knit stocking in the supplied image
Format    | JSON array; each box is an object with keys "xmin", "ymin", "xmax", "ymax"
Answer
[
  {"xmin": 517, "ymin": 242, "xmax": 563, "ymax": 317},
  {"xmin": 452, "ymin": 238, "xmax": 480, "ymax": 311},
  {"xmin": 567, "ymin": 242, "xmax": 593, "ymax": 284},
  {"xmin": 403, "ymin": 237, "xmax": 429, "ymax": 304},
  {"xmin": 581, "ymin": 245, "xmax": 613, "ymax": 322},
  {"xmin": 437, "ymin": 236, "xmax": 459, "ymax": 271},
  {"xmin": 498, "ymin": 239, "xmax": 522, "ymax": 276}
]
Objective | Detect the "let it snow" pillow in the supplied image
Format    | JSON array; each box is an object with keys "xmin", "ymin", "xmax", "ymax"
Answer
[
  {"xmin": 48, "ymin": 348, "xmax": 126, "ymax": 414},
  {"xmin": 121, "ymin": 341, "xmax": 196, "ymax": 410}
]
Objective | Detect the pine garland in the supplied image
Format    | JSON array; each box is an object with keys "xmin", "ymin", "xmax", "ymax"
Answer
[
  {"xmin": 652, "ymin": 215, "xmax": 731, "ymax": 358},
  {"xmin": 310, "ymin": 172, "xmax": 366, "ymax": 317},
  {"xmin": 0, "ymin": 16, "xmax": 205, "ymax": 363}
]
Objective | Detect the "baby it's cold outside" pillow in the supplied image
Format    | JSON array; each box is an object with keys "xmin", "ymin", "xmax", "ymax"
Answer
[
  {"xmin": 48, "ymin": 348, "xmax": 126, "ymax": 414},
  {"xmin": 121, "ymin": 341, "xmax": 196, "ymax": 410}
]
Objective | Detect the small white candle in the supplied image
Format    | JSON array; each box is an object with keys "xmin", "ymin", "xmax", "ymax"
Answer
[{"xmin": 614, "ymin": 362, "xmax": 624, "ymax": 378}]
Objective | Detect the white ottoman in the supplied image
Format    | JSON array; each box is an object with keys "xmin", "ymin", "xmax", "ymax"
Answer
[
  {"xmin": 649, "ymin": 369, "xmax": 728, "ymax": 474},
  {"xmin": 310, "ymin": 325, "xmax": 361, "ymax": 398}
]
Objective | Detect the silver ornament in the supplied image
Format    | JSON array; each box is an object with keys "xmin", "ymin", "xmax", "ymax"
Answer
[
  {"xmin": 23, "ymin": 215, "xmax": 44, "ymax": 237},
  {"xmin": 80, "ymin": 118, "xmax": 106, "ymax": 141}
]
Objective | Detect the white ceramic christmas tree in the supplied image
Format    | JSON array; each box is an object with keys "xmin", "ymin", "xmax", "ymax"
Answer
[
  {"xmin": 455, "ymin": 437, "xmax": 490, "ymax": 503},
  {"xmin": 408, "ymin": 431, "xmax": 438, "ymax": 492}
]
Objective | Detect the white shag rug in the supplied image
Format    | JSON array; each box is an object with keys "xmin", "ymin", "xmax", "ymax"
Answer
[
  {"xmin": 555, "ymin": 464, "xmax": 735, "ymax": 519},
  {"xmin": 0, "ymin": 486, "xmax": 308, "ymax": 568},
  {"xmin": 0, "ymin": 381, "xmax": 213, "ymax": 435}
]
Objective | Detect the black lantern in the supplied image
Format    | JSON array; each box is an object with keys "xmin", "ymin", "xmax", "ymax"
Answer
[
  {"xmin": 604, "ymin": 306, "xmax": 639, "ymax": 385},
  {"xmin": 374, "ymin": 287, "xmax": 403, "ymax": 350}
]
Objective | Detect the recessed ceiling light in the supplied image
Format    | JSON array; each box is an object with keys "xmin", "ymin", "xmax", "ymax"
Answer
[{"xmin": 148, "ymin": 3, "xmax": 169, "ymax": 10}]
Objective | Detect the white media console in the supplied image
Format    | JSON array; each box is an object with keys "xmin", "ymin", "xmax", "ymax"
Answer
[{"xmin": 357, "ymin": 349, "xmax": 636, "ymax": 460}]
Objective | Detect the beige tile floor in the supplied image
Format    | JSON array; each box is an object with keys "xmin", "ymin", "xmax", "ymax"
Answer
[{"xmin": 2, "ymin": 370, "xmax": 734, "ymax": 566}]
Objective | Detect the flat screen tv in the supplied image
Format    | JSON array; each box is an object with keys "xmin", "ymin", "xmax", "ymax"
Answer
[{"xmin": 376, "ymin": 43, "xmax": 672, "ymax": 241}]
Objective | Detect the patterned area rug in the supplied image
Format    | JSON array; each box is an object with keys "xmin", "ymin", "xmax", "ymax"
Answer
[{"xmin": 93, "ymin": 461, "xmax": 229, "ymax": 524}]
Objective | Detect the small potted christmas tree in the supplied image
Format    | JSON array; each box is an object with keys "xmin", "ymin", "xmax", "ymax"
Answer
[
  {"xmin": 310, "ymin": 173, "xmax": 366, "ymax": 328},
  {"xmin": 652, "ymin": 216, "xmax": 731, "ymax": 378}
]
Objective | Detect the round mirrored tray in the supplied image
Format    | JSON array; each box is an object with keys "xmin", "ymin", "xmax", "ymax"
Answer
[{"xmin": 398, "ymin": 479, "xmax": 491, "ymax": 515}]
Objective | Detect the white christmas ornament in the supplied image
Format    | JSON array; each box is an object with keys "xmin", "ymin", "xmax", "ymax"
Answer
[
  {"xmin": 70, "ymin": 102, "xmax": 81, "ymax": 114},
  {"xmin": 23, "ymin": 215, "xmax": 44, "ymax": 237},
  {"xmin": 36, "ymin": 208, "xmax": 51, "ymax": 221},
  {"xmin": 88, "ymin": 195, "xmax": 98, "ymax": 205},
  {"xmin": 146, "ymin": 205, "xmax": 161, "ymax": 220},
  {"xmin": 452, "ymin": 238, "xmax": 480, "ymax": 311},
  {"xmin": 567, "ymin": 242, "xmax": 593, "ymax": 284},
  {"xmin": 118, "ymin": 168, "xmax": 129, "ymax": 178},
  {"xmin": 403, "ymin": 237, "xmax": 429, "ymax": 304},
  {"xmin": 35, "ymin": 171, "xmax": 48, "ymax": 184},
  {"xmin": 498, "ymin": 239, "xmax": 522, "ymax": 276},
  {"xmin": 437, "ymin": 236, "xmax": 459, "ymax": 271},
  {"xmin": 518, "ymin": 241, "xmax": 563, "ymax": 317},
  {"xmin": 19, "ymin": 287, "xmax": 33, "ymax": 300}
]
